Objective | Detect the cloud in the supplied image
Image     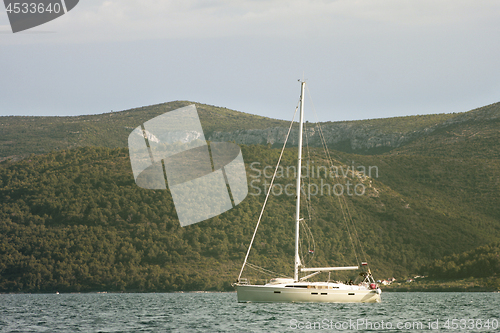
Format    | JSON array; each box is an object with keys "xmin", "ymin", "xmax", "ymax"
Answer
[
  {"xmin": 2, "ymin": 0, "xmax": 500, "ymax": 44},
  {"xmin": 1, "ymin": 0, "xmax": 499, "ymax": 121}
]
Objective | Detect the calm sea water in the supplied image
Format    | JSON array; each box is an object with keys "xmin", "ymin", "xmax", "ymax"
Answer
[{"xmin": 1, "ymin": 292, "xmax": 499, "ymax": 332}]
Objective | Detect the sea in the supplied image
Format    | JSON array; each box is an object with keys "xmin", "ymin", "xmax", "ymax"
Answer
[{"xmin": 1, "ymin": 292, "xmax": 499, "ymax": 332}]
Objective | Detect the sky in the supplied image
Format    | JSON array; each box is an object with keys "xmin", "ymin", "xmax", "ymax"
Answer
[{"xmin": 1, "ymin": 0, "xmax": 500, "ymax": 122}]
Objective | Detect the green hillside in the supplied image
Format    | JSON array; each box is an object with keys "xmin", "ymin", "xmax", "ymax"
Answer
[
  {"xmin": 1, "ymin": 142, "xmax": 499, "ymax": 292},
  {"xmin": 422, "ymin": 242, "xmax": 500, "ymax": 280},
  {"xmin": 381, "ymin": 243, "xmax": 500, "ymax": 292},
  {"xmin": 2, "ymin": 100, "xmax": 499, "ymax": 160},
  {"xmin": 0, "ymin": 101, "xmax": 288, "ymax": 161},
  {"xmin": 1, "ymin": 99, "xmax": 499, "ymax": 292},
  {"xmin": 322, "ymin": 112, "xmax": 457, "ymax": 134},
  {"xmin": 386, "ymin": 102, "xmax": 500, "ymax": 160}
]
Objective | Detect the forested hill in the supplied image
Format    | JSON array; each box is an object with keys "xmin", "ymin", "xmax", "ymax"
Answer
[
  {"xmin": 0, "ymin": 101, "xmax": 288, "ymax": 161},
  {"xmin": 422, "ymin": 243, "xmax": 500, "ymax": 280},
  {"xmin": 1, "ymin": 144, "xmax": 499, "ymax": 292},
  {"xmin": 1, "ymin": 100, "xmax": 499, "ymax": 160},
  {"xmin": 1, "ymin": 99, "xmax": 499, "ymax": 292}
]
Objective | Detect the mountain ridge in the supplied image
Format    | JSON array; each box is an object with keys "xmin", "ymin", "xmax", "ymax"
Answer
[
  {"xmin": 1, "ymin": 100, "xmax": 499, "ymax": 160},
  {"xmin": 210, "ymin": 102, "xmax": 500, "ymax": 154}
]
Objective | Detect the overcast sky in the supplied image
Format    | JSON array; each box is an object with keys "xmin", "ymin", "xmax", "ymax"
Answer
[{"xmin": 1, "ymin": 0, "xmax": 499, "ymax": 122}]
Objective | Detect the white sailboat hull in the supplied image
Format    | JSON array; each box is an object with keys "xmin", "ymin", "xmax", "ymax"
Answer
[{"xmin": 236, "ymin": 283, "xmax": 381, "ymax": 303}]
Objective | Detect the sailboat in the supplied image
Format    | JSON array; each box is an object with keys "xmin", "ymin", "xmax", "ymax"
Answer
[{"xmin": 234, "ymin": 81, "xmax": 382, "ymax": 303}]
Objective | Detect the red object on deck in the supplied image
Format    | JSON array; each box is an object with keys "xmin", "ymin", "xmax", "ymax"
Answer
[{"xmin": 370, "ymin": 283, "xmax": 377, "ymax": 289}]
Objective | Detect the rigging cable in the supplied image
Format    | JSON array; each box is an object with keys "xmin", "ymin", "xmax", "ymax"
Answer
[
  {"xmin": 237, "ymin": 99, "xmax": 300, "ymax": 282},
  {"xmin": 305, "ymin": 85, "xmax": 369, "ymax": 267},
  {"xmin": 246, "ymin": 263, "xmax": 291, "ymax": 279},
  {"xmin": 299, "ymin": 120, "xmax": 316, "ymax": 267}
]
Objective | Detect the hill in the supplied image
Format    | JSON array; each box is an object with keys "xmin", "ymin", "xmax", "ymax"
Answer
[
  {"xmin": 0, "ymin": 143, "xmax": 499, "ymax": 292},
  {"xmin": 0, "ymin": 101, "xmax": 288, "ymax": 161},
  {"xmin": 389, "ymin": 103, "xmax": 500, "ymax": 159},
  {"xmin": 421, "ymin": 242, "xmax": 500, "ymax": 280},
  {"xmin": 211, "ymin": 102, "xmax": 500, "ymax": 155},
  {"xmin": 0, "ymin": 99, "xmax": 499, "ymax": 292},
  {"xmin": 2, "ymin": 100, "xmax": 499, "ymax": 161},
  {"xmin": 382, "ymin": 243, "xmax": 500, "ymax": 292}
]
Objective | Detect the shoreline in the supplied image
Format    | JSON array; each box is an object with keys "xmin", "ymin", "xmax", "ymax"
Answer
[{"xmin": 381, "ymin": 277, "xmax": 500, "ymax": 293}]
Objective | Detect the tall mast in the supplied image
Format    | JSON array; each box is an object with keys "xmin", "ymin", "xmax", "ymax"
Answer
[{"xmin": 294, "ymin": 81, "xmax": 305, "ymax": 281}]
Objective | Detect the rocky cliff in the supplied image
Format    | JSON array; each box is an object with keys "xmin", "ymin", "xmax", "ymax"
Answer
[{"xmin": 208, "ymin": 102, "xmax": 500, "ymax": 154}]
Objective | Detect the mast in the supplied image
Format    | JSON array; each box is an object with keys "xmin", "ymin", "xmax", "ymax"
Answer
[{"xmin": 294, "ymin": 81, "xmax": 305, "ymax": 281}]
